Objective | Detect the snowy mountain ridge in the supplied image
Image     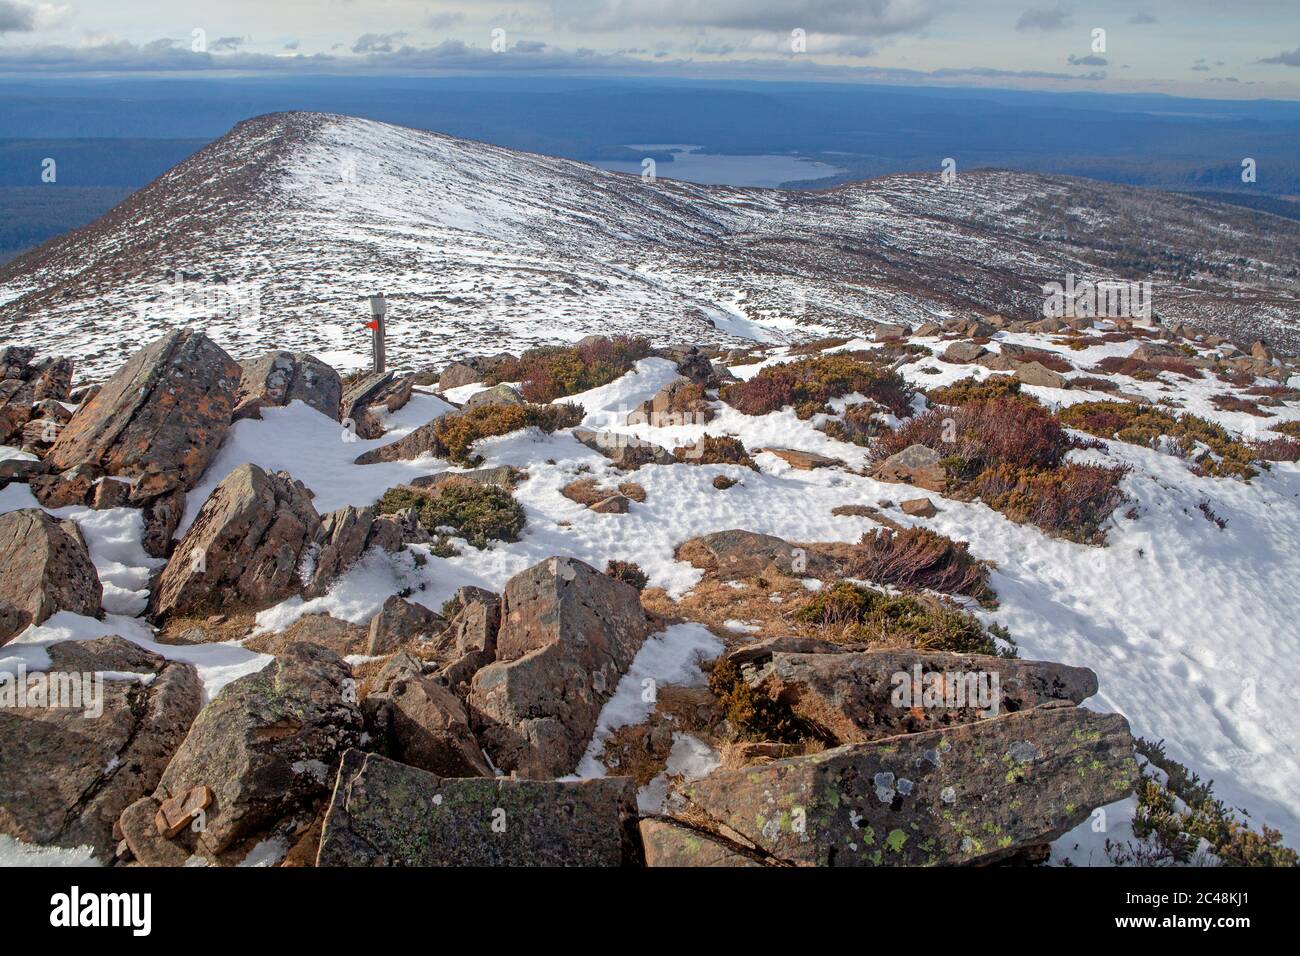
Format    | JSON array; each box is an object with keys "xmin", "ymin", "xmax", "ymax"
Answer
[{"xmin": 2, "ymin": 111, "xmax": 1299, "ymax": 380}]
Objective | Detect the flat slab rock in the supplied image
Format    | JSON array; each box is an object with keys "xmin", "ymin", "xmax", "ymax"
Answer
[
  {"xmin": 763, "ymin": 649, "xmax": 1099, "ymax": 744},
  {"xmin": 317, "ymin": 750, "xmax": 640, "ymax": 866},
  {"xmin": 679, "ymin": 702, "xmax": 1137, "ymax": 866},
  {"xmin": 756, "ymin": 447, "xmax": 844, "ymax": 470},
  {"xmin": 640, "ymin": 818, "xmax": 765, "ymax": 867}
]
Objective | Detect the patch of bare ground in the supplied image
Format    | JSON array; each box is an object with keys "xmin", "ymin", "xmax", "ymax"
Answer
[
  {"xmin": 599, "ymin": 685, "xmax": 722, "ymax": 785},
  {"xmin": 156, "ymin": 609, "xmax": 258, "ymax": 645}
]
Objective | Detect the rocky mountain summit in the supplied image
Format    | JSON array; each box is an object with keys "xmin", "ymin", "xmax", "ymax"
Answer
[{"xmin": 1, "ymin": 307, "xmax": 1298, "ymax": 867}]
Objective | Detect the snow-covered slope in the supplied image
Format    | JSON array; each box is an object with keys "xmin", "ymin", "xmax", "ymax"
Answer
[{"xmin": 3, "ymin": 111, "xmax": 1299, "ymax": 380}]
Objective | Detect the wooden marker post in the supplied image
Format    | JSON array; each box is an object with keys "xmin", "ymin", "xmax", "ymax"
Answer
[{"xmin": 367, "ymin": 294, "xmax": 387, "ymax": 374}]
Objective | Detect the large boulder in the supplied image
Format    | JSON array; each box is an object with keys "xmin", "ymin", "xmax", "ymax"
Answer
[
  {"xmin": 131, "ymin": 642, "xmax": 362, "ymax": 859},
  {"xmin": 150, "ymin": 464, "xmax": 321, "ymax": 618},
  {"xmin": 1015, "ymin": 361, "xmax": 1070, "ymax": 389},
  {"xmin": 438, "ymin": 361, "xmax": 483, "ymax": 391},
  {"xmin": 0, "ymin": 509, "xmax": 102, "ymax": 645},
  {"xmin": 362, "ymin": 653, "xmax": 493, "ymax": 778},
  {"xmin": 465, "ymin": 383, "xmax": 524, "ymax": 410},
  {"xmin": 872, "ymin": 443, "xmax": 947, "ymax": 492},
  {"xmin": 468, "ymin": 557, "xmax": 650, "ymax": 778},
  {"xmin": 151, "ymin": 464, "xmax": 398, "ymax": 619},
  {"xmin": 0, "ymin": 637, "xmax": 201, "ymax": 858},
  {"xmin": 234, "ymin": 350, "xmax": 342, "ymax": 421},
  {"xmin": 678, "ymin": 702, "xmax": 1137, "ymax": 866},
  {"xmin": 316, "ymin": 749, "xmax": 640, "ymax": 866},
  {"xmin": 47, "ymin": 330, "xmax": 240, "ymax": 502},
  {"xmin": 940, "ymin": 342, "xmax": 988, "ymax": 364},
  {"xmin": 756, "ymin": 648, "xmax": 1099, "ymax": 744}
]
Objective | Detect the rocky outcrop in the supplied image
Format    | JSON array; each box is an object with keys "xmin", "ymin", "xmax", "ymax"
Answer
[
  {"xmin": 316, "ymin": 749, "xmax": 640, "ymax": 866},
  {"xmin": 409, "ymin": 465, "xmax": 523, "ymax": 493},
  {"xmin": 468, "ymin": 557, "xmax": 650, "ymax": 778},
  {"xmin": 352, "ymin": 416, "xmax": 443, "ymax": 465},
  {"xmin": 248, "ymin": 613, "xmax": 369, "ymax": 659},
  {"xmin": 127, "ymin": 642, "xmax": 362, "ymax": 860},
  {"xmin": 366, "ymin": 595, "xmax": 446, "ymax": 656},
  {"xmin": 0, "ymin": 350, "xmax": 74, "ymax": 446},
  {"xmin": 361, "ymin": 652, "xmax": 493, "ymax": 778},
  {"xmin": 626, "ymin": 376, "xmax": 714, "ymax": 426},
  {"xmin": 234, "ymin": 350, "xmax": 343, "ymax": 421},
  {"xmin": 46, "ymin": 330, "xmax": 240, "ymax": 503},
  {"xmin": 0, "ymin": 509, "xmax": 102, "ymax": 644},
  {"xmin": 678, "ymin": 702, "xmax": 1137, "ymax": 866},
  {"xmin": 0, "ymin": 637, "xmax": 201, "ymax": 859}
]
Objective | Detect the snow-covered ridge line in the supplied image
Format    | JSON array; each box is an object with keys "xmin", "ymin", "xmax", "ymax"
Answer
[{"xmin": 1, "ymin": 111, "xmax": 1297, "ymax": 382}]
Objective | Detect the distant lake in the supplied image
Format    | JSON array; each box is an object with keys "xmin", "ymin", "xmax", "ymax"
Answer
[{"xmin": 593, "ymin": 144, "xmax": 845, "ymax": 188}]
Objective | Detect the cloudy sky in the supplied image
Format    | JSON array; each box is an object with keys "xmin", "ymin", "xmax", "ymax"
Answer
[{"xmin": 1, "ymin": 0, "xmax": 1298, "ymax": 99}]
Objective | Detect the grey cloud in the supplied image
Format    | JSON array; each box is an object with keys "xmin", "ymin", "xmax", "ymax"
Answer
[
  {"xmin": 352, "ymin": 32, "xmax": 408, "ymax": 54},
  {"xmin": 549, "ymin": 0, "xmax": 942, "ymax": 37},
  {"xmin": 0, "ymin": 36, "xmax": 1113, "ymax": 87},
  {"xmin": 0, "ymin": 0, "xmax": 36, "ymax": 34},
  {"xmin": 1068, "ymin": 54, "xmax": 1107, "ymax": 66},
  {"xmin": 426, "ymin": 12, "xmax": 465, "ymax": 31},
  {"xmin": 1016, "ymin": 6, "xmax": 1072, "ymax": 31},
  {"xmin": 210, "ymin": 36, "xmax": 246, "ymax": 52},
  {"xmin": 1128, "ymin": 13, "xmax": 1157, "ymax": 25},
  {"xmin": 1259, "ymin": 47, "xmax": 1300, "ymax": 66}
]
